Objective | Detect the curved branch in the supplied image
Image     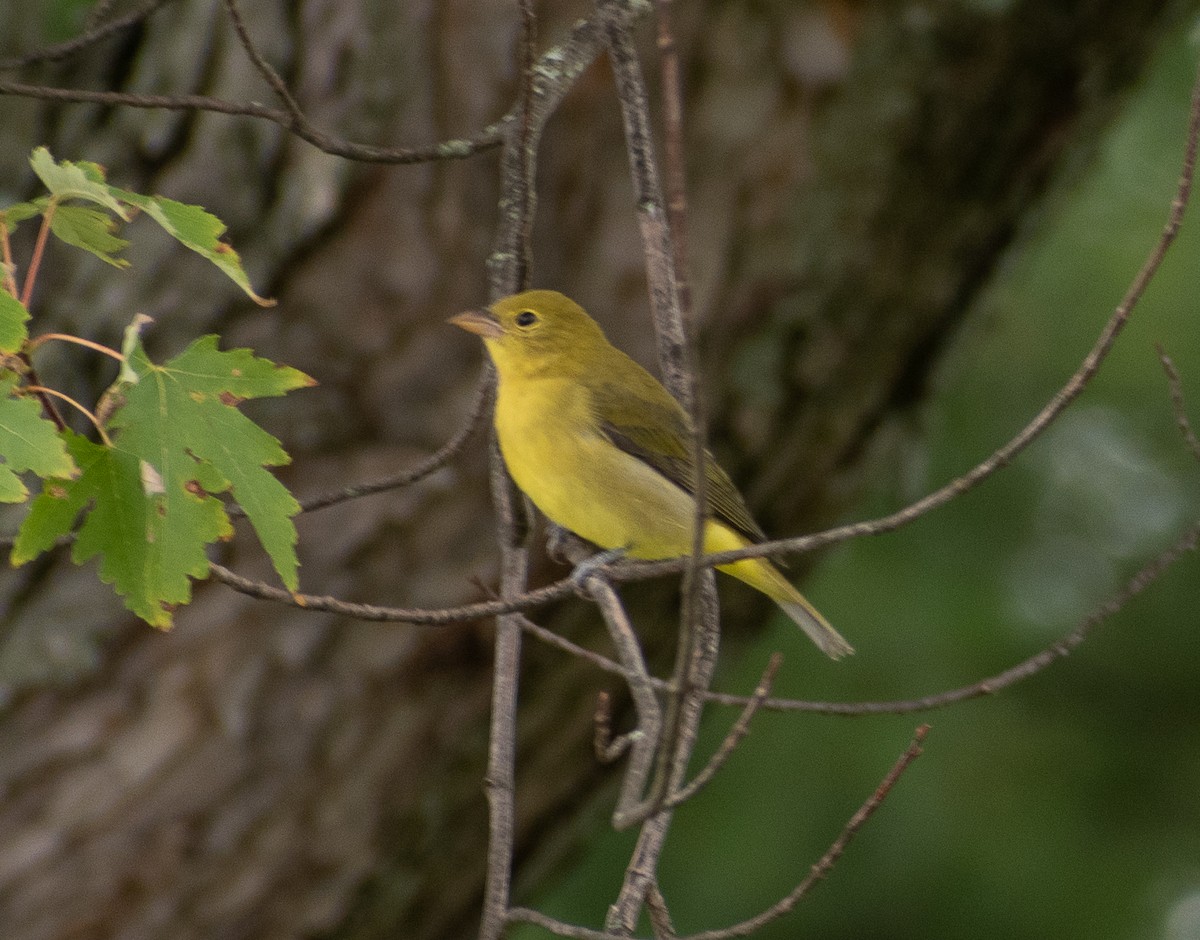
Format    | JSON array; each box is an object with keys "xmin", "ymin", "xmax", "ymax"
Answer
[
  {"xmin": 0, "ymin": 0, "xmax": 177, "ymax": 70},
  {"xmin": 702, "ymin": 519, "xmax": 1200, "ymax": 715},
  {"xmin": 262, "ymin": 372, "xmax": 491, "ymax": 517}
]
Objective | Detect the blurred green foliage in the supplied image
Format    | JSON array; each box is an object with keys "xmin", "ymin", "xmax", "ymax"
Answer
[
  {"xmin": 41, "ymin": 0, "xmax": 95, "ymax": 43},
  {"xmin": 515, "ymin": 24, "xmax": 1200, "ymax": 940}
]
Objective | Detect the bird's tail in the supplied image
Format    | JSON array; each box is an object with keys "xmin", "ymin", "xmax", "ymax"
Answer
[
  {"xmin": 775, "ymin": 593, "xmax": 854, "ymax": 660},
  {"xmin": 719, "ymin": 556, "xmax": 854, "ymax": 660}
]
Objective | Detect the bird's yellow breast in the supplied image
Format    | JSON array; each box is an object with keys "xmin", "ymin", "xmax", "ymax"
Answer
[{"xmin": 493, "ymin": 374, "xmax": 712, "ymax": 559}]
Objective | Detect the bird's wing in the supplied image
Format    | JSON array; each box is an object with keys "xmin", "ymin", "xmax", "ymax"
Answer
[{"xmin": 589, "ymin": 372, "xmax": 768, "ymax": 544}]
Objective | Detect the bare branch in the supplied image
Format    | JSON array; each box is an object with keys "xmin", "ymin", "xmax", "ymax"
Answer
[
  {"xmin": 703, "ymin": 519, "xmax": 1200, "ymax": 715},
  {"xmin": 0, "ymin": 0, "xmax": 177, "ymax": 70},
  {"xmin": 479, "ymin": 1, "xmax": 542, "ymax": 934},
  {"xmin": 221, "ymin": 0, "xmax": 307, "ymax": 126},
  {"xmin": 1157, "ymin": 344, "xmax": 1200, "ymax": 463},
  {"xmin": 508, "ymin": 907, "xmax": 630, "ymax": 940},
  {"xmin": 506, "ymin": 517, "xmax": 1199, "ymax": 722},
  {"xmin": 206, "ymin": 558, "xmax": 574, "ymax": 623},
  {"xmin": 679, "ymin": 726, "xmax": 930, "ymax": 940},
  {"xmin": 646, "ymin": 884, "xmax": 678, "ymax": 940},
  {"xmin": 265, "ymin": 373, "xmax": 491, "ymax": 517},
  {"xmin": 507, "ymin": 727, "xmax": 928, "ymax": 940},
  {"xmin": 660, "ymin": 653, "xmax": 782, "ymax": 810},
  {"xmin": 624, "ymin": 56, "xmax": 1200, "ymax": 581},
  {"xmin": 597, "ymin": 17, "xmax": 725, "ymax": 921},
  {"xmin": 1, "ymin": 5, "xmax": 654, "ymax": 167},
  {"xmin": 0, "ymin": 77, "xmax": 502, "ymax": 165},
  {"xmin": 584, "ymin": 577, "xmax": 662, "ymax": 828}
]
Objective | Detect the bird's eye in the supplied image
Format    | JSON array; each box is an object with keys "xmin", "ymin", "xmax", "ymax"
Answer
[{"xmin": 515, "ymin": 310, "xmax": 538, "ymax": 327}]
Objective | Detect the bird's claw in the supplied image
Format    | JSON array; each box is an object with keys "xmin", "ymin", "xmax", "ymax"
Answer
[{"xmin": 569, "ymin": 546, "xmax": 628, "ymax": 597}]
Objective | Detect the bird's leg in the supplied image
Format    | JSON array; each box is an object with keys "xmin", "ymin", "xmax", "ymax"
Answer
[{"xmin": 544, "ymin": 522, "xmax": 574, "ymax": 563}]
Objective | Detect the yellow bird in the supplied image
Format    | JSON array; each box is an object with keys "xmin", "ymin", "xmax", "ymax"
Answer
[{"xmin": 451, "ymin": 290, "xmax": 852, "ymax": 659}]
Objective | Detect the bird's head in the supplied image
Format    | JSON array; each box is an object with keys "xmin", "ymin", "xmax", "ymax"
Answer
[{"xmin": 450, "ymin": 290, "xmax": 609, "ymax": 379}]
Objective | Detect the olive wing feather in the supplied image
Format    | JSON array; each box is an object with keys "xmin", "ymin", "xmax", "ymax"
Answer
[{"xmin": 588, "ymin": 372, "xmax": 768, "ymax": 544}]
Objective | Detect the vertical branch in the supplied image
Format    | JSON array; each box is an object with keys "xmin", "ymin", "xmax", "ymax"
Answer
[
  {"xmin": 479, "ymin": 435, "xmax": 529, "ymax": 940},
  {"xmin": 648, "ymin": 0, "xmax": 719, "ymax": 806},
  {"xmin": 598, "ymin": 0, "xmax": 719, "ymax": 872},
  {"xmin": 487, "ymin": 0, "xmax": 540, "ymax": 296},
  {"xmin": 479, "ymin": 4, "xmax": 540, "ymax": 938}
]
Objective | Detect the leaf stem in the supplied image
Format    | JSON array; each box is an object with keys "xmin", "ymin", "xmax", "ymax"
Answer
[
  {"xmin": 21, "ymin": 198, "xmax": 56, "ymax": 308},
  {"xmin": 26, "ymin": 332, "xmax": 125, "ymax": 361},
  {"xmin": 22, "ymin": 384, "xmax": 111, "ymax": 445}
]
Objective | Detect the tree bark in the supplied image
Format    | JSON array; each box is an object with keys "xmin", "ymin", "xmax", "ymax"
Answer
[{"xmin": 0, "ymin": 1, "xmax": 1189, "ymax": 938}]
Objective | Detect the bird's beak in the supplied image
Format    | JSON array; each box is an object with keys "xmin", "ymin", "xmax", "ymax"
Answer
[{"xmin": 449, "ymin": 308, "xmax": 503, "ymax": 339}]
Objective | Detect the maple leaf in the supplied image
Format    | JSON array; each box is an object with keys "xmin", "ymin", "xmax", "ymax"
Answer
[
  {"xmin": 11, "ymin": 334, "xmax": 312, "ymax": 628},
  {"xmin": 110, "ymin": 334, "xmax": 314, "ymax": 594},
  {"xmin": 0, "ymin": 289, "xmax": 30, "ymax": 354},
  {"xmin": 0, "ymin": 374, "xmax": 77, "ymax": 502},
  {"xmin": 12, "ymin": 431, "xmax": 230, "ymax": 628}
]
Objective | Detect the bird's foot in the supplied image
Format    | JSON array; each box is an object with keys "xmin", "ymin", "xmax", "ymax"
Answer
[{"xmin": 569, "ymin": 545, "xmax": 628, "ymax": 597}]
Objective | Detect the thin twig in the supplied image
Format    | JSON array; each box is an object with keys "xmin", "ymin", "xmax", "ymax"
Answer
[
  {"xmin": 702, "ymin": 519, "xmax": 1200, "ymax": 715},
  {"xmin": 594, "ymin": 691, "xmax": 629, "ymax": 762},
  {"xmin": 479, "ymin": 440, "xmax": 529, "ymax": 940},
  {"xmin": 264, "ymin": 373, "xmax": 491, "ymax": 517},
  {"xmin": 2, "ymin": 3, "xmax": 653, "ymax": 167},
  {"xmin": 221, "ymin": 0, "xmax": 307, "ymax": 126},
  {"xmin": 206, "ymin": 505, "xmax": 1199, "ymax": 651},
  {"xmin": 506, "ymin": 726, "xmax": 927, "ymax": 940},
  {"xmin": 679, "ymin": 726, "xmax": 930, "ymax": 940},
  {"xmin": 507, "ymin": 907, "xmax": 628, "ymax": 940},
  {"xmin": 0, "ymin": 78, "xmax": 502, "ymax": 164},
  {"xmin": 659, "ymin": 653, "xmax": 782, "ymax": 810},
  {"xmin": 507, "ymin": 518, "xmax": 1199, "ymax": 720},
  {"xmin": 653, "ymin": 0, "xmax": 707, "ymax": 620},
  {"xmin": 618, "ymin": 56, "xmax": 1200, "ymax": 580},
  {"xmin": 207, "ymin": 558, "xmax": 574, "ymax": 622},
  {"xmin": 0, "ymin": 0, "xmax": 176, "ymax": 70},
  {"xmin": 1156, "ymin": 344, "xmax": 1200, "ymax": 463}
]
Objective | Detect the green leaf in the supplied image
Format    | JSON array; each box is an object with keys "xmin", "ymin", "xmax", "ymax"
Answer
[
  {"xmin": 0, "ymin": 289, "xmax": 30, "ymax": 353},
  {"xmin": 117, "ymin": 192, "xmax": 276, "ymax": 307},
  {"xmin": 29, "ymin": 148, "xmax": 129, "ymax": 219},
  {"xmin": 0, "ymin": 199, "xmax": 48, "ymax": 227},
  {"xmin": 0, "ymin": 375, "xmax": 77, "ymax": 502},
  {"xmin": 49, "ymin": 204, "xmax": 131, "ymax": 268},
  {"xmin": 110, "ymin": 335, "xmax": 313, "ymax": 591},
  {"xmin": 12, "ymin": 431, "xmax": 230, "ymax": 628}
]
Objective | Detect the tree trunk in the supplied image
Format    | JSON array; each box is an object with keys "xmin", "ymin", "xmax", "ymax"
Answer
[{"xmin": 0, "ymin": 1, "xmax": 1188, "ymax": 937}]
